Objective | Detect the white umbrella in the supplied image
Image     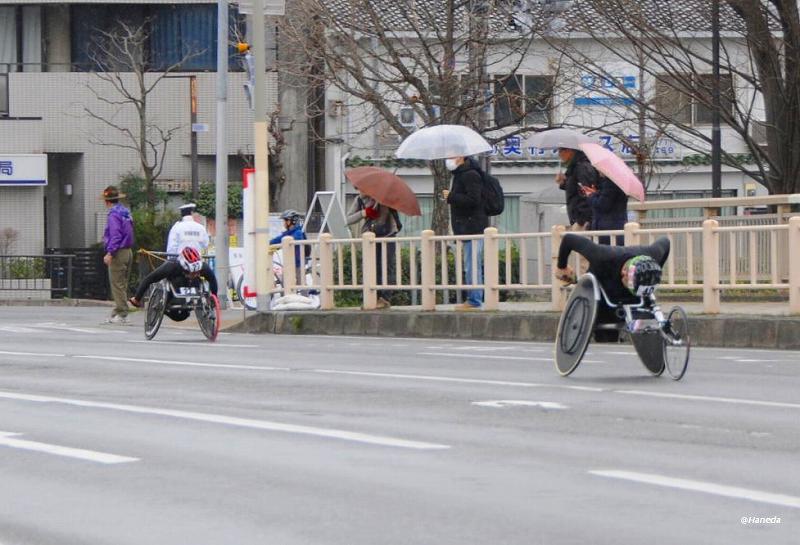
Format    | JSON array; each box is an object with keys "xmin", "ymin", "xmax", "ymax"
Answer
[
  {"xmin": 529, "ymin": 128, "xmax": 594, "ymax": 150},
  {"xmin": 395, "ymin": 125, "xmax": 492, "ymax": 160}
]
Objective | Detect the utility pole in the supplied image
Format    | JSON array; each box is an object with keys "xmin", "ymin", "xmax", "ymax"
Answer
[
  {"xmin": 711, "ymin": 0, "xmax": 722, "ymax": 198},
  {"xmin": 215, "ymin": 0, "xmax": 230, "ymax": 309},
  {"xmin": 251, "ymin": 0, "xmax": 271, "ymax": 311}
]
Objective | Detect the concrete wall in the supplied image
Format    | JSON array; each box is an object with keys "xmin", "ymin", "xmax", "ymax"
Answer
[{"xmin": 0, "ymin": 186, "xmax": 44, "ymax": 254}]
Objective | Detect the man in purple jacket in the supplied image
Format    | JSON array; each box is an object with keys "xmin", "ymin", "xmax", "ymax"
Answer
[{"xmin": 102, "ymin": 185, "xmax": 134, "ymax": 323}]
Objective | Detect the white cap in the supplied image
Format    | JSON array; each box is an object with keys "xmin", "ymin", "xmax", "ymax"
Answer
[{"xmin": 179, "ymin": 203, "xmax": 197, "ymax": 211}]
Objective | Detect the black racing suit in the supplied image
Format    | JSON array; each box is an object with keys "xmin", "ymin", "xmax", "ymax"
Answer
[
  {"xmin": 134, "ymin": 261, "xmax": 218, "ymax": 322},
  {"xmin": 558, "ymin": 234, "xmax": 670, "ymax": 340}
]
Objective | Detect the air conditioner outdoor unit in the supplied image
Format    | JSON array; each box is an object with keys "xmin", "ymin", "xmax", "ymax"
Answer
[
  {"xmin": 398, "ymin": 106, "xmax": 416, "ymax": 129},
  {"xmin": 750, "ymin": 120, "xmax": 769, "ymax": 147}
]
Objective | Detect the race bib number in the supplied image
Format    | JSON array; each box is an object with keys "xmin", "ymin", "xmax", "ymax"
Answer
[{"xmin": 179, "ymin": 287, "xmax": 198, "ymax": 296}]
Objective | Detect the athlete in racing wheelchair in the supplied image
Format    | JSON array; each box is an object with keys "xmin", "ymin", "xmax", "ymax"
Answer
[
  {"xmin": 128, "ymin": 247, "xmax": 221, "ymax": 341},
  {"xmin": 553, "ymin": 234, "xmax": 690, "ymax": 380}
]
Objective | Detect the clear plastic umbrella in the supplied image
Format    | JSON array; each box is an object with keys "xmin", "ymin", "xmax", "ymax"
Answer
[
  {"xmin": 395, "ymin": 125, "xmax": 492, "ymax": 160},
  {"xmin": 529, "ymin": 128, "xmax": 594, "ymax": 150}
]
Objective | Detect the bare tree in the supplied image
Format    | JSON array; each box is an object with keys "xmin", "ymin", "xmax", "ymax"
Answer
[
  {"xmin": 539, "ymin": 0, "xmax": 800, "ymax": 194},
  {"xmin": 280, "ymin": 0, "xmax": 561, "ymax": 233},
  {"xmin": 82, "ymin": 21, "xmax": 203, "ymax": 209}
]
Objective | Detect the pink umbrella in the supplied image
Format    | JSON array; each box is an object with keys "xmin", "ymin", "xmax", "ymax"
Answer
[{"xmin": 579, "ymin": 143, "xmax": 646, "ymax": 202}]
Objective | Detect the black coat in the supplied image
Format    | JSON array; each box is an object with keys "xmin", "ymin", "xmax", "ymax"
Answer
[
  {"xmin": 558, "ymin": 151, "xmax": 596, "ymax": 226},
  {"xmin": 589, "ymin": 176, "xmax": 628, "ymax": 230},
  {"xmin": 447, "ymin": 159, "xmax": 489, "ymax": 235}
]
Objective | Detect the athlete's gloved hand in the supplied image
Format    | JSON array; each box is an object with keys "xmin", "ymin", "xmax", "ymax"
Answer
[{"xmin": 555, "ymin": 266, "xmax": 577, "ymax": 285}]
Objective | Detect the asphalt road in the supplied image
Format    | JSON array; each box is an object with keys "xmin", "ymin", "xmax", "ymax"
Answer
[{"xmin": 0, "ymin": 306, "xmax": 797, "ymax": 545}]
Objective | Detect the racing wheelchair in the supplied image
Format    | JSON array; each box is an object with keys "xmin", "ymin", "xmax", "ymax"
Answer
[
  {"xmin": 143, "ymin": 276, "xmax": 220, "ymax": 342},
  {"xmin": 554, "ymin": 273, "xmax": 690, "ymax": 380}
]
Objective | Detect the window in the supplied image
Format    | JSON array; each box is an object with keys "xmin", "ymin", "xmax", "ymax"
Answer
[
  {"xmin": 0, "ymin": 73, "xmax": 7, "ymax": 115},
  {"xmin": 655, "ymin": 74, "xmax": 734, "ymax": 126},
  {"xmin": 0, "ymin": 5, "xmax": 42, "ymax": 73},
  {"xmin": 494, "ymin": 74, "xmax": 553, "ymax": 127}
]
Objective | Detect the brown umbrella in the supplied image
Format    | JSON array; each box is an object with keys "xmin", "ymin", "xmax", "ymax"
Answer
[{"xmin": 345, "ymin": 166, "xmax": 422, "ymax": 216}]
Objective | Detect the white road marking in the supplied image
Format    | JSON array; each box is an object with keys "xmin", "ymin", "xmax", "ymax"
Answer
[
  {"xmin": 0, "ymin": 350, "xmax": 66, "ymax": 358},
  {"xmin": 73, "ymin": 355, "xmax": 289, "ymax": 372},
  {"xmin": 312, "ymin": 369, "xmax": 604, "ymax": 392},
  {"xmin": 0, "ymin": 326, "xmax": 38, "ymax": 333},
  {"xmin": 126, "ymin": 340, "xmax": 260, "ymax": 348},
  {"xmin": 0, "ymin": 391, "xmax": 449, "ymax": 450},
  {"xmin": 417, "ymin": 352, "xmax": 549, "ymax": 361},
  {"xmin": 472, "ymin": 400, "xmax": 568, "ymax": 409},
  {"xmin": 590, "ymin": 470, "xmax": 800, "ymax": 509},
  {"xmin": 0, "ymin": 430, "xmax": 138, "ymax": 464},
  {"xmin": 616, "ymin": 390, "xmax": 800, "ymax": 410}
]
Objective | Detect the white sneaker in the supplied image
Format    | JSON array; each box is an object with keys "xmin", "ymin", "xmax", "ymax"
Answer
[{"xmin": 106, "ymin": 315, "xmax": 129, "ymax": 324}]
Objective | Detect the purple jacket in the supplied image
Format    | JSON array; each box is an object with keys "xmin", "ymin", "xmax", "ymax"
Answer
[{"xmin": 103, "ymin": 204, "xmax": 134, "ymax": 254}]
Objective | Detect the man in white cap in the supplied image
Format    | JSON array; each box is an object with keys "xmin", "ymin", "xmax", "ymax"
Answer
[{"xmin": 166, "ymin": 203, "xmax": 210, "ymax": 256}]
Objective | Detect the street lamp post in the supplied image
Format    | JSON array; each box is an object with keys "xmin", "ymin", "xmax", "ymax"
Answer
[{"xmin": 711, "ymin": 0, "xmax": 722, "ymax": 198}]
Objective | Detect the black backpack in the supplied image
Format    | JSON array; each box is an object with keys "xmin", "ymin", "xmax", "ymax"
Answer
[{"xmin": 480, "ymin": 170, "xmax": 505, "ymax": 217}]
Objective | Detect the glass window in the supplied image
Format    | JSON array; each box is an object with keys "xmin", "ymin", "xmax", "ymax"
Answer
[
  {"xmin": 494, "ymin": 74, "xmax": 523, "ymax": 127},
  {"xmin": 655, "ymin": 75, "xmax": 691, "ymax": 124},
  {"xmin": 524, "ymin": 75, "xmax": 553, "ymax": 125},
  {"xmin": 695, "ymin": 74, "xmax": 734, "ymax": 125}
]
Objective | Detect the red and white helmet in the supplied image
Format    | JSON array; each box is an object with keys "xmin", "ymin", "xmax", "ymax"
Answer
[{"xmin": 178, "ymin": 246, "xmax": 203, "ymax": 274}]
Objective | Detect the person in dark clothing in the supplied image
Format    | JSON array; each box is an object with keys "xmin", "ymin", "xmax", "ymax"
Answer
[
  {"xmin": 555, "ymin": 148, "xmax": 596, "ymax": 230},
  {"xmin": 128, "ymin": 247, "xmax": 218, "ymax": 316},
  {"xmin": 442, "ymin": 156, "xmax": 489, "ymax": 310},
  {"xmin": 555, "ymin": 234, "xmax": 670, "ymax": 305},
  {"xmin": 581, "ymin": 176, "xmax": 629, "ymax": 245}
]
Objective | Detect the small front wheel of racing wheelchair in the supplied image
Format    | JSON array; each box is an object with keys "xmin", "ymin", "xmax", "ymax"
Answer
[
  {"xmin": 554, "ymin": 275, "xmax": 598, "ymax": 377},
  {"xmin": 662, "ymin": 306, "xmax": 690, "ymax": 380},
  {"xmin": 144, "ymin": 282, "xmax": 167, "ymax": 340},
  {"xmin": 196, "ymin": 291, "xmax": 221, "ymax": 342}
]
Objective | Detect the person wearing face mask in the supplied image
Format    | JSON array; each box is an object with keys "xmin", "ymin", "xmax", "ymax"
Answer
[{"xmin": 441, "ymin": 156, "xmax": 489, "ymax": 310}]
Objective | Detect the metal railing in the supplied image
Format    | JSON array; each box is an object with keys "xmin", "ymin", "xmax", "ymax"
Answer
[
  {"xmin": 0, "ymin": 254, "xmax": 74, "ymax": 299},
  {"xmin": 273, "ymin": 216, "xmax": 800, "ymax": 315}
]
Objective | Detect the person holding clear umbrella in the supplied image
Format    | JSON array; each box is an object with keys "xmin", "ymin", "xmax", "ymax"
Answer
[{"xmin": 441, "ymin": 155, "xmax": 488, "ymax": 311}]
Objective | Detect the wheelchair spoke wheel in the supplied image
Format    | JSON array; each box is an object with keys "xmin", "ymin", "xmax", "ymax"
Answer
[
  {"xmin": 554, "ymin": 276, "xmax": 598, "ymax": 377},
  {"xmin": 236, "ymin": 276, "xmax": 257, "ymax": 311},
  {"xmin": 144, "ymin": 283, "xmax": 167, "ymax": 340},
  {"xmin": 663, "ymin": 306, "xmax": 690, "ymax": 380},
  {"xmin": 196, "ymin": 293, "xmax": 221, "ymax": 342}
]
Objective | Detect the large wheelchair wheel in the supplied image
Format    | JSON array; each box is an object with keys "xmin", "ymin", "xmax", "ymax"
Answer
[
  {"xmin": 663, "ymin": 306, "xmax": 690, "ymax": 380},
  {"xmin": 144, "ymin": 282, "xmax": 167, "ymax": 340},
  {"xmin": 196, "ymin": 292, "xmax": 221, "ymax": 342},
  {"xmin": 554, "ymin": 275, "xmax": 598, "ymax": 376}
]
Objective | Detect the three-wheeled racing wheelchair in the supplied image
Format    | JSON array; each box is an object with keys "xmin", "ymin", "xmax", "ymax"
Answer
[
  {"xmin": 554, "ymin": 273, "xmax": 690, "ymax": 380},
  {"xmin": 143, "ymin": 275, "xmax": 220, "ymax": 342}
]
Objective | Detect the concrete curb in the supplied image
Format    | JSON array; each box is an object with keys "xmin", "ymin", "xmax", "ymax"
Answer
[
  {"xmin": 0, "ymin": 298, "xmax": 114, "ymax": 307},
  {"xmin": 226, "ymin": 310, "xmax": 800, "ymax": 350}
]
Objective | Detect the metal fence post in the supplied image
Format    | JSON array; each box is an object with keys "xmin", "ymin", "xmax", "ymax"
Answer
[
  {"xmin": 551, "ymin": 224, "xmax": 567, "ymax": 311},
  {"xmin": 624, "ymin": 222, "xmax": 641, "ymax": 246},
  {"xmin": 483, "ymin": 227, "xmax": 499, "ymax": 310},
  {"xmin": 421, "ymin": 230, "xmax": 435, "ymax": 311},
  {"xmin": 362, "ymin": 231, "xmax": 377, "ymax": 310},
  {"xmin": 702, "ymin": 219, "xmax": 720, "ymax": 313},
  {"xmin": 789, "ymin": 216, "xmax": 800, "ymax": 314},
  {"xmin": 67, "ymin": 255, "xmax": 74, "ymax": 299},
  {"xmin": 281, "ymin": 236, "xmax": 296, "ymax": 295},
  {"xmin": 319, "ymin": 233, "xmax": 335, "ymax": 310}
]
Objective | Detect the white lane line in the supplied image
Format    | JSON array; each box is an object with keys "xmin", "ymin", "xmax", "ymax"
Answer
[
  {"xmin": 126, "ymin": 340, "xmax": 260, "ymax": 348},
  {"xmin": 617, "ymin": 390, "xmax": 800, "ymax": 410},
  {"xmin": 312, "ymin": 369, "xmax": 603, "ymax": 392},
  {"xmin": 472, "ymin": 400, "xmax": 568, "ymax": 409},
  {"xmin": 590, "ymin": 470, "xmax": 800, "ymax": 509},
  {"xmin": 0, "ymin": 391, "xmax": 448, "ymax": 451},
  {"xmin": 0, "ymin": 350, "xmax": 66, "ymax": 358},
  {"xmin": 417, "ymin": 352, "xmax": 549, "ymax": 361},
  {"xmin": 0, "ymin": 431, "xmax": 138, "ymax": 464},
  {"xmin": 0, "ymin": 326, "xmax": 38, "ymax": 333},
  {"xmin": 73, "ymin": 355, "xmax": 290, "ymax": 372}
]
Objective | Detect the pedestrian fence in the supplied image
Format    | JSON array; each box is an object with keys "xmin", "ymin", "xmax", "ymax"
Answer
[
  {"xmin": 0, "ymin": 254, "xmax": 75, "ymax": 299},
  {"xmin": 273, "ymin": 216, "xmax": 800, "ymax": 314}
]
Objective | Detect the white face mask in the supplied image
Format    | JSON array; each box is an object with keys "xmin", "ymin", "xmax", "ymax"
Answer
[{"xmin": 445, "ymin": 158, "xmax": 460, "ymax": 171}]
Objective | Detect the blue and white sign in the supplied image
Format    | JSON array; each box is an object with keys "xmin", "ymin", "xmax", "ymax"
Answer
[
  {"xmin": 491, "ymin": 133, "xmax": 680, "ymax": 162},
  {"xmin": 575, "ymin": 73, "xmax": 636, "ymax": 107},
  {"xmin": 0, "ymin": 154, "xmax": 48, "ymax": 186}
]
